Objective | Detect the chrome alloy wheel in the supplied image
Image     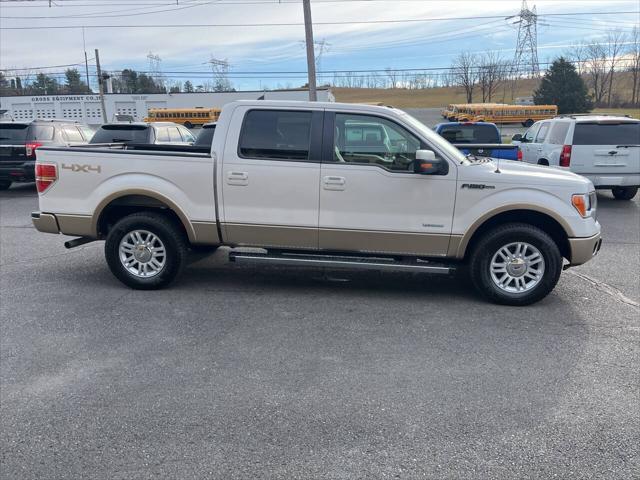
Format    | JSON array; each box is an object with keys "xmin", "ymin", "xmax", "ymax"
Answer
[
  {"xmin": 489, "ymin": 242, "xmax": 545, "ymax": 294},
  {"xmin": 118, "ymin": 229, "xmax": 166, "ymax": 278}
]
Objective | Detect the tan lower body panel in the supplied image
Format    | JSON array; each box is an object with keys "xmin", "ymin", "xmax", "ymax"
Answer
[
  {"xmin": 191, "ymin": 221, "xmax": 221, "ymax": 245},
  {"xmin": 319, "ymin": 228, "xmax": 452, "ymax": 256},
  {"xmin": 222, "ymin": 223, "xmax": 317, "ymax": 249},
  {"xmin": 56, "ymin": 214, "xmax": 93, "ymax": 237}
]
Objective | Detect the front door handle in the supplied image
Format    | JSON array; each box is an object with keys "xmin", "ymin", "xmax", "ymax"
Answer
[
  {"xmin": 226, "ymin": 171, "xmax": 249, "ymax": 186},
  {"xmin": 323, "ymin": 176, "xmax": 346, "ymax": 191}
]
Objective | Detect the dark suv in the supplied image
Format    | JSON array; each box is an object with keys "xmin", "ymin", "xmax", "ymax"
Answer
[{"xmin": 0, "ymin": 119, "xmax": 94, "ymax": 190}]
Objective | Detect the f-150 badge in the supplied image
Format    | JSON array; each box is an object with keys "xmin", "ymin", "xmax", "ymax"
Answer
[{"xmin": 461, "ymin": 183, "xmax": 495, "ymax": 190}]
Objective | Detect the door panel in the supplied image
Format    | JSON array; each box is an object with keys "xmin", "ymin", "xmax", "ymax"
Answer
[
  {"xmin": 221, "ymin": 107, "xmax": 323, "ymax": 249},
  {"xmin": 319, "ymin": 112, "xmax": 457, "ymax": 256}
]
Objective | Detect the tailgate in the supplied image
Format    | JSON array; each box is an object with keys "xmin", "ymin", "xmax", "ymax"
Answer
[{"xmin": 571, "ymin": 121, "xmax": 640, "ymax": 175}]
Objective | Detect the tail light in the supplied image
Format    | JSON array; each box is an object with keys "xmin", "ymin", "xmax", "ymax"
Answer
[
  {"xmin": 25, "ymin": 142, "xmax": 43, "ymax": 159},
  {"xmin": 559, "ymin": 145, "xmax": 572, "ymax": 167},
  {"xmin": 35, "ymin": 163, "xmax": 57, "ymax": 193},
  {"xmin": 517, "ymin": 148, "xmax": 523, "ymax": 161}
]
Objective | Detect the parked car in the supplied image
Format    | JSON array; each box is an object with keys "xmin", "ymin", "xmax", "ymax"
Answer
[
  {"xmin": 32, "ymin": 101, "xmax": 601, "ymax": 306},
  {"xmin": 512, "ymin": 115, "xmax": 640, "ymax": 200},
  {"xmin": 0, "ymin": 119, "xmax": 93, "ymax": 190},
  {"xmin": 193, "ymin": 122, "xmax": 216, "ymax": 148},
  {"xmin": 434, "ymin": 121, "xmax": 519, "ymax": 161},
  {"xmin": 89, "ymin": 122, "xmax": 196, "ymax": 145}
]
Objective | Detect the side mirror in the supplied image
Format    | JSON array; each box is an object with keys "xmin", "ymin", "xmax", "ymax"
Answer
[
  {"xmin": 414, "ymin": 150, "xmax": 448, "ymax": 175},
  {"xmin": 511, "ymin": 133, "xmax": 523, "ymax": 142}
]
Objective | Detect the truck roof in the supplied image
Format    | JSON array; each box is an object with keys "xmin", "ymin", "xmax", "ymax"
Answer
[{"xmin": 228, "ymin": 99, "xmax": 401, "ymax": 114}]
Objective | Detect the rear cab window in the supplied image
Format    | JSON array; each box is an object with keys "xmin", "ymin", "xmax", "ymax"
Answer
[
  {"xmin": 239, "ymin": 110, "xmax": 313, "ymax": 161},
  {"xmin": 438, "ymin": 124, "xmax": 499, "ymax": 143},
  {"xmin": 573, "ymin": 122, "xmax": 640, "ymax": 145},
  {"xmin": 91, "ymin": 125, "xmax": 150, "ymax": 144}
]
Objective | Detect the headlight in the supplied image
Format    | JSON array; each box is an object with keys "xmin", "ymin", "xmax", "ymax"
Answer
[{"xmin": 571, "ymin": 192, "xmax": 596, "ymax": 218}]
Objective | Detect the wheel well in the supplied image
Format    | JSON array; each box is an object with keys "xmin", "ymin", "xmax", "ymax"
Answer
[
  {"xmin": 97, "ymin": 195, "xmax": 188, "ymax": 239},
  {"xmin": 465, "ymin": 210, "xmax": 570, "ymax": 260},
  {"xmin": 537, "ymin": 158, "xmax": 549, "ymax": 166}
]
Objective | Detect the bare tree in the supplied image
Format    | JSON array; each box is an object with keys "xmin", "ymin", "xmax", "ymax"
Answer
[
  {"xmin": 605, "ymin": 30, "xmax": 627, "ymax": 106},
  {"xmin": 451, "ymin": 52, "xmax": 479, "ymax": 103},
  {"xmin": 567, "ymin": 41, "xmax": 588, "ymax": 76},
  {"xmin": 478, "ymin": 51, "xmax": 508, "ymax": 102},
  {"xmin": 385, "ymin": 68, "xmax": 399, "ymax": 89},
  {"xmin": 585, "ymin": 42, "xmax": 609, "ymax": 105},
  {"xmin": 627, "ymin": 27, "xmax": 640, "ymax": 105}
]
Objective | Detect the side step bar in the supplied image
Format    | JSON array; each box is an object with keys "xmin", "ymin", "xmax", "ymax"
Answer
[{"xmin": 228, "ymin": 250, "xmax": 455, "ymax": 274}]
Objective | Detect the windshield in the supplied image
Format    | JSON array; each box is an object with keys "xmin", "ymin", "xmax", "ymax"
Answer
[
  {"xmin": 0, "ymin": 124, "xmax": 29, "ymax": 144},
  {"xmin": 438, "ymin": 124, "xmax": 498, "ymax": 144},
  {"xmin": 399, "ymin": 111, "xmax": 468, "ymax": 164}
]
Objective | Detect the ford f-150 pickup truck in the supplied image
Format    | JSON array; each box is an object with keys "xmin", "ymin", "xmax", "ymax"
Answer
[{"xmin": 32, "ymin": 101, "xmax": 601, "ymax": 305}]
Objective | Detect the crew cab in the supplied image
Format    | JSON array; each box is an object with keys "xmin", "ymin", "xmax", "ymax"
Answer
[
  {"xmin": 433, "ymin": 121, "xmax": 519, "ymax": 161},
  {"xmin": 0, "ymin": 119, "xmax": 93, "ymax": 190},
  {"xmin": 32, "ymin": 101, "xmax": 601, "ymax": 305},
  {"xmin": 512, "ymin": 115, "xmax": 640, "ymax": 200}
]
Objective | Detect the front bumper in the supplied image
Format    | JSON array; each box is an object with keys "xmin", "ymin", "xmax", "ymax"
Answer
[{"xmin": 568, "ymin": 232, "xmax": 602, "ymax": 266}]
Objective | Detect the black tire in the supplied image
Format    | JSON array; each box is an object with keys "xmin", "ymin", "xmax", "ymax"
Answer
[
  {"xmin": 523, "ymin": 119, "xmax": 534, "ymax": 127},
  {"xmin": 183, "ymin": 121, "xmax": 193, "ymax": 129},
  {"xmin": 104, "ymin": 212, "xmax": 188, "ymax": 290},
  {"xmin": 611, "ymin": 186, "xmax": 638, "ymax": 200},
  {"xmin": 0, "ymin": 180, "xmax": 11, "ymax": 190},
  {"xmin": 469, "ymin": 223, "xmax": 562, "ymax": 306},
  {"xmin": 537, "ymin": 159, "xmax": 549, "ymax": 166}
]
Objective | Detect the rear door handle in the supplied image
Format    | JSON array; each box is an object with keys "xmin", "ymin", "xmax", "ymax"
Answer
[
  {"xmin": 323, "ymin": 175, "xmax": 346, "ymax": 191},
  {"xmin": 226, "ymin": 171, "xmax": 249, "ymax": 186}
]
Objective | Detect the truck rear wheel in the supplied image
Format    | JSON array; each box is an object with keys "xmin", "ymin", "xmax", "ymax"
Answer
[
  {"xmin": 469, "ymin": 223, "xmax": 562, "ymax": 306},
  {"xmin": 611, "ymin": 186, "xmax": 638, "ymax": 200},
  {"xmin": 104, "ymin": 212, "xmax": 188, "ymax": 289}
]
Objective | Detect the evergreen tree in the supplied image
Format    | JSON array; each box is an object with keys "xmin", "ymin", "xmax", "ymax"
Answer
[
  {"xmin": 31, "ymin": 73, "xmax": 60, "ymax": 95},
  {"xmin": 183, "ymin": 80, "xmax": 194, "ymax": 93},
  {"xmin": 64, "ymin": 68, "xmax": 89, "ymax": 94},
  {"xmin": 534, "ymin": 57, "xmax": 592, "ymax": 114}
]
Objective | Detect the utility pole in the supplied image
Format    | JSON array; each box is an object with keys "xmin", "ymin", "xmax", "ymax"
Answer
[
  {"xmin": 95, "ymin": 49, "xmax": 108, "ymax": 123},
  {"xmin": 82, "ymin": 28, "xmax": 90, "ymax": 92},
  {"xmin": 302, "ymin": 0, "xmax": 317, "ymax": 101}
]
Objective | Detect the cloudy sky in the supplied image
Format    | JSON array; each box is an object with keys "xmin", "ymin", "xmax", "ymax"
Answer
[{"xmin": 1, "ymin": 0, "xmax": 638, "ymax": 90}]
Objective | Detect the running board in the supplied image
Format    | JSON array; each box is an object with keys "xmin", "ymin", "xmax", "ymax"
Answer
[{"xmin": 228, "ymin": 250, "xmax": 455, "ymax": 274}]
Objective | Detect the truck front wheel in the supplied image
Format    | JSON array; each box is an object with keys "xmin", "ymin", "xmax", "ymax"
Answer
[
  {"xmin": 469, "ymin": 223, "xmax": 562, "ymax": 306},
  {"xmin": 104, "ymin": 212, "xmax": 188, "ymax": 289}
]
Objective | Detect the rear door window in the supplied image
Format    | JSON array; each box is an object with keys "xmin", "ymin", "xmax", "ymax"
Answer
[
  {"xmin": 28, "ymin": 125, "xmax": 55, "ymax": 142},
  {"xmin": 239, "ymin": 110, "xmax": 312, "ymax": 161},
  {"xmin": 168, "ymin": 127, "xmax": 183, "ymax": 143},
  {"xmin": 547, "ymin": 122, "xmax": 570, "ymax": 145},
  {"xmin": 62, "ymin": 126, "xmax": 85, "ymax": 142},
  {"xmin": 573, "ymin": 122, "xmax": 640, "ymax": 145},
  {"xmin": 0, "ymin": 124, "xmax": 29, "ymax": 144},
  {"xmin": 535, "ymin": 122, "xmax": 550, "ymax": 143},
  {"xmin": 155, "ymin": 128, "xmax": 170, "ymax": 142}
]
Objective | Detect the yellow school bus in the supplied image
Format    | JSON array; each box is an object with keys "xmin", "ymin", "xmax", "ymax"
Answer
[
  {"xmin": 144, "ymin": 107, "xmax": 221, "ymax": 128},
  {"xmin": 441, "ymin": 103, "xmax": 504, "ymax": 122},
  {"xmin": 472, "ymin": 104, "xmax": 558, "ymax": 126}
]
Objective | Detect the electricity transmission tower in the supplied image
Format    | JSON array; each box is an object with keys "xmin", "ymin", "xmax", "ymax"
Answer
[
  {"xmin": 208, "ymin": 57, "xmax": 232, "ymax": 91},
  {"xmin": 298, "ymin": 39, "xmax": 331, "ymax": 83},
  {"xmin": 147, "ymin": 52, "xmax": 165, "ymax": 89},
  {"xmin": 508, "ymin": 0, "xmax": 540, "ymax": 78}
]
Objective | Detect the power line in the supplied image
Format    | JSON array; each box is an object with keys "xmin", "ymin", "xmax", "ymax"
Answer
[{"xmin": 1, "ymin": 10, "xmax": 638, "ymax": 29}]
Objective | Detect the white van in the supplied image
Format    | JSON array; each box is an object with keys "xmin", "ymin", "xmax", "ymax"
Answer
[{"xmin": 513, "ymin": 115, "xmax": 639, "ymax": 200}]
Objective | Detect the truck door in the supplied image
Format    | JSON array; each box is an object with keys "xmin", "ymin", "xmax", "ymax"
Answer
[
  {"xmin": 220, "ymin": 107, "xmax": 323, "ymax": 249},
  {"xmin": 520, "ymin": 122, "xmax": 541, "ymax": 164},
  {"xmin": 318, "ymin": 112, "xmax": 457, "ymax": 256}
]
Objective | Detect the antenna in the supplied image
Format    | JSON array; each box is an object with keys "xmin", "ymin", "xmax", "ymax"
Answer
[{"xmin": 508, "ymin": 0, "xmax": 540, "ymax": 78}]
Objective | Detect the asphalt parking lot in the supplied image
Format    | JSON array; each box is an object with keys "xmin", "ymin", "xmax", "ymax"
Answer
[{"xmin": 1, "ymin": 183, "xmax": 638, "ymax": 479}]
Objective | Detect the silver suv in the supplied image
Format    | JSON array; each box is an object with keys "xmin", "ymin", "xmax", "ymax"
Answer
[{"xmin": 513, "ymin": 115, "xmax": 639, "ymax": 200}]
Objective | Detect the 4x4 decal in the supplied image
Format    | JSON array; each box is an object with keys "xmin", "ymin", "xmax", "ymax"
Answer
[{"xmin": 61, "ymin": 164, "xmax": 101, "ymax": 174}]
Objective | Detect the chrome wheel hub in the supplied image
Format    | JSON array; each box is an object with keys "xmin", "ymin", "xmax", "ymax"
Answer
[
  {"xmin": 119, "ymin": 229, "xmax": 166, "ymax": 278},
  {"xmin": 490, "ymin": 242, "xmax": 545, "ymax": 294}
]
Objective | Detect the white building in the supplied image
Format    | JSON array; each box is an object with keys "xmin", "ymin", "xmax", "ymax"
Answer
[{"xmin": 0, "ymin": 88, "xmax": 334, "ymax": 125}]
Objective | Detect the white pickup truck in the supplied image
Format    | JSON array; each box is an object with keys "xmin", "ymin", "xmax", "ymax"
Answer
[{"xmin": 32, "ymin": 101, "xmax": 601, "ymax": 305}]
